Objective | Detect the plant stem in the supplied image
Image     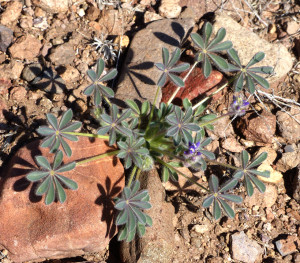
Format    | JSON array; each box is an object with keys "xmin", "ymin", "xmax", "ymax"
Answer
[
  {"xmin": 156, "ymin": 158, "xmax": 209, "ymax": 192},
  {"xmin": 145, "ymin": 85, "xmax": 161, "ymax": 132},
  {"xmin": 63, "ymin": 131, "xmax": 109, "ymax": 139},
  {"xmin": 167, "ymin": 61, "xmax": 198, "ymax": 106},
  {"xmin": 128, "ymin": 165, "xmax": 137, "ymax": 187},
  {"xmin": 76, "ymin": 150, "xmax": 119, "ymax": 166},
  {"xmin": 136, "ymin": 168, "xmax": 141, "ymax": 181},
  {"xmin": 199, "ymin": 113, "xmax": 230, "ymax": 127},
  {"xmin": 192, "ymin": 81, "xmax": 228, "ymax": 111},
  {"xmin": 103, "ymin": 95, "xmax": 112, "ymax": 107},
  {"xmin": 207, "ymin": 160, "xmax": 240, "ymax": 170}
]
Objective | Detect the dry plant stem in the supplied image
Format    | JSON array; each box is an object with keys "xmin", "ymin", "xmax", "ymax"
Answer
[
  {"xmin": 76, "ymin": 150, "xmax": 119, "ymax": 166},
  {"xmin": 63, "ymin": 131, "xmax": 109, "ymax": 139},
  {"xmin": 192, "ymin": 81, "xmax": 228, "ymax": 111},
  {"xmin": 128, "ymin": 165, "xmax": 137, "ymax": 187},
  {"xmin": 156, "ymin": 158, "xmax": 209, "ymax": 192},
  {"xmin": 207, "ymin": 160, "xmax": 239, "ymax": 170},
  {"xmin": 167, "ymin": 61, "xmax": 198, "ymax": 106}
]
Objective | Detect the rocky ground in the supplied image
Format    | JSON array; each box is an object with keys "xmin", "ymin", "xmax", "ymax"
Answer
[{"xmin": 0, "ymin": 0, "xmax": 299, "ymax": 262}]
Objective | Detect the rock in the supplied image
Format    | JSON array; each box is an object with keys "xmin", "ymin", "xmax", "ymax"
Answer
[
  {"xmin": 19, "ymin": 15, "xmax": 33, "ymax": 29},
  {"xmin": 0, "ymin": 137, "xmax": 124, "ymax": 262},
  {"xmin": 161, "ymin": 66, "xmax": 225, "ymax": 105},
  {"xmin": 59, "ymin": 65, "xmax": 80, "ymax": 88},
  {"xmin": 206, "ymin": 115, "xmax": 234, "ymax": 139},
  {"xmin": 276, "ymin": 144, "xmax": 300, "ymax": 172},
  {"xmin": 115, "ymin": 18, "xmax": 195, "ymax": 106},
  {"xmin": 244, "ymin": 184, "xmax": 278, "ymax": 208},
  {"xmin": 192, "ymin": 224, "xmax": 211, "ymax": 234},
  {"xmin": 10, "ymin": 86, "xmax": 27, "ymax": 101},
  {"xmin": 257, "ymin": 163, "xmax": 283, "ymax": 184},
  {"xmin": 0, "ymin": 60, "xmax": 24, "ymax": 80},
  {"xmin": 285, "ymin": 21, "xmax": 299, "ymax": 35},
  {"xmin": 221, "ymin": 137, "xmax": 244, "ymax": 153},
  {"xmin": 213, "ymin": 14, "xmax": 293, "ymax": 88},
  {"xmin": 275, "ymin": 235, "xmax": 300, "ymax": 256},
  {"xmin": 85, "ymin": 5, "xmax": 100, "ymax": 21},
  {"xmin": 0, "ymin": 25, "xmax": 13, "ymax": 52},
  {"xmin": 144, "ymin": 11, "xmax": 162, "ymax": 23},
  {"xmin": 22, "ymin": 63, "xmax": 43, "ymax": 82},
  {"xmin": 0, "ymin": 0, "xmax": 23, "ymax": 26},
  {"xmin": 276, "ymin": 108, "xmax": 300, "ymax": 144},
  {"xmin": 159, "ymin": 0, "xmax": 182, "ymax": 19},
  {"xmin": 293, "ymin": 165, "xmax": 300, "ymax": 202},
  {"xmin": 49, "ymin": 43, "xmax": 76, "ymax": 65},
  {"xmin": 32, "ymin": 0, "xmax": 70, "ymax": 13},
  {"xmin": 9, "ymin": 35, "xmax": 42, "ymax": 60},
  {"xmin": 0, "ymin": 78, "xmax": 11, "ymax": 97},
  {"xmin": 231, "ymin": 231, "xmax": 263, "ymax": 263},
  {"xmin": 240, "ymin": 112, "xmax": 276, "ymax": 144},
  {"xmin": 96, "ymin": 10, "xmax": 124, "ymax": 36},
  {"xmin": 120, "ymin": 169, "xmax": 175, "ymax": 263},
  {"xmin": 294, "ymin": 253, "xmax": 300, "ymax": 263},
  {"xmin": 162, "ymin": 166, "xmax": 205, "ymax": 193}
]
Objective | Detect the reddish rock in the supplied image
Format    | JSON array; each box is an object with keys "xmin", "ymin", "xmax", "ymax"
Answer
[
  {"xmin": 161, "ymin": 67, "xmax": 225, "ymax": 105},
  {"xmin": 9, "ymin": 35, "xmax": 42, "ymax": 60},
  {"xmin": 32, "ymin": 0, "xmax": 70, "ymax": 13},
  {"xmin": 240, "ymin": 112, "xmax": 276, "ymax": 144},
  {"xmin": 275, "ymin": 235, "xmax": 300, "ymax": 256},
  {"xmin": 221, "ymin": 137, "xmax": 244, "ymax": 153},
  {"xmin": 85, "ymin": 5, "xmax": 100, "ymax": 21},
  {"xmin": 0, "ymin": 0, "xmax": 23, "ymax": 26},
  {"xmin": 0, "ymin": 60, "xmax": 24, "ymax": 80},
  {"xmin": 49, "ymin": 43, "xmax": 76, "ymax": 65},
  {"xmin": 10, "ymin": 86, "xmax": 27, "ymax": 101},
  {"xmin": 0, "ymin": 98, "xmax": 9, "ymax": 120},
  {"xmin": 0, "ymin": 137, "xmax": 124, "ymax": 262},
  {"xmin": 0, "ymin": 78, "xmax": 11, "ymax": 96}
]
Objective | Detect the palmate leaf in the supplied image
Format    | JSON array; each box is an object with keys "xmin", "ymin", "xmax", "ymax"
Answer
[
  {"xmin": 84, "ymin": 58, "xmax": 117, "ymax": 106},
  {"xmin": 234, "ymin": 150, "xmax": 270, "ymax": 196},
  {"xmin": 203, "ymin": 175, "xmax": 242, "ymax": 220},
  {"xmin": 37, "ymin": 109, "xmax": 82, "ymax": 157},
  {"xmin": 115, "ymin": 180, "xmax": 152, "ymax": 242},
  {"xmin": 26, "ymin": 150, "xmax": 78, "ymax": 205},
  {"xmin": 155, "ymin": 47, "xmax": 189, "ymax": 88},
  {"xmin": 191, "ymin": 22, "xmax": 232, "ymax": 78},
  {"xmin": 227, "ymin": 48, "xmax": 273, "ymax": 94}
]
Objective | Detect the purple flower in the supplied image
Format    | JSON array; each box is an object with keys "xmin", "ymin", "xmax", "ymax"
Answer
[
  {"xmin": 229, "ymin": 96, "xmax": 249, "ymax": 116},
  {"xmin": 184, "ymin": 142, "xmax": 202, "ymax": 163}
]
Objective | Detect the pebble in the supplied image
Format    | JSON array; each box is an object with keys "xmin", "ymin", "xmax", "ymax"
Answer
[
  {"xmin": 231, "ymin": 231, "xmax": 263, "ymax": 263},
  {"xmin": 193, "ymin": 224, "xmax": 210, "ymax": 234},
  {"xmin": 276, "ymin": 144, "xmax": 300, "ymax": 172},
  {"xmin": 22, "ymin": 63, "xmax": 43, "ymax": 82},
  {"xmin": 144, "ymin": 11, "xmax": 163, "ymax": 23},
  {"xmin": 0, "ymin": 25, "xmax": 13, "ymax": 52},
  {"xmin": 0, "ymin": 0, "xmax": 23, "ymax": 26},
  {"xmin": 49, "ymin": 43, "xmax": 76, "ymax": 65},
  {"xmin": 19, "ymin": 15, "xmax": 33, "ymax": 29},
  {"xmin": 275, "ymin": 235, "xmax": 300, "ymax": 256},
  {"xmin": 8, "ymin": 34, "xmax": 42, "ymax": 60},
  {"xmin": 159, "ymin": 0, "xmax": 182, "ymax": 18},
  {"xmin": 285, "ymin": 20, "xmax": 299, "ymax": 35},
  {"xmin": 221, "ymin": 137, "xmax": 244, "ymax": 153},
  {"xmin": 85, "ymin": 5, "xmax": 100, "ymax": 21},
  {"xmin": 257, "ymin": 163, "xmax": 283, "ymax": 184},
  {"xmin": 254, "ymin": 147, "xmax": 277, "ymax": 165},
  {"xmin": 0, "ymin": 60, "xmax": 24, "ymax": 80}
]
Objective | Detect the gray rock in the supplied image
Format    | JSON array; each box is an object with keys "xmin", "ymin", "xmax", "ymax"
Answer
[
  {"xmin": 120, "ymin": 169, "xmax": 175, "ymax": 263},
  {"xmin": 115, "ymin": 18, "xmax": 195, "ymax": 107},
  {"xmin": 276, "ymin": 144, "xmax": 300, "ymax": 172},
  {"xmin": 213, "ymin": 14, "xmax": 293, "ymax": 87},
  {"xmin": 276, "ymin": 107, "xmax": 300, "ymax": 144},
  {"xmin": 0, "ymin": 25, "xmax": 13, "ymax": 52},
  {"xmin": 231, "ymin": 231, "xmax": 263, "ymax": 263},
  {"xmin": 293, "ymin": 165, "xmax": 300, "ymax": 202},
  {"xmin": 22, "ymin": 63, "xmax": 43, "ymax": 82},
  {"xmin": 49, "ymin": 43, "xmax": 76, "ymax": 65}
]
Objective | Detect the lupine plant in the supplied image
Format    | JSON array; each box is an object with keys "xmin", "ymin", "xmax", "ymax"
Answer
[{"xmin": 27, "ymin": 22, "xmax": 272, "ymax": 242}]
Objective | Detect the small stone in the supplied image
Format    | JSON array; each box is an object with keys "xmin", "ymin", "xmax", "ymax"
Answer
[
  {"xmin": 77, "ymin": 8, "xmax": 85, "ymax": 17},
  {"xmin": 231, "ymin": 231, "xmax": 263, "ymax": 263},
  {"xmin": 276, "ymin": 108, "xmax": 300, "ymax": 144},
  {"xmin": 221, "ymin": 137, "xmax": 244, "ymax": 153},
  {"xmin": 159, "ymin": 0, "xmax": 182, "ymax": 19},
  {"xmin": 276, "ymin": 144, "xmax": 300, "ymax": 172},
  {"xmin": 257, "ymin": 163, "xmax": 283, "ymax": 184},
  {"xmin": 241, "ymin": 112, "xmax": 276, "ymax": 144},
  {"xmin": 32, "ymin": 0, "xmax": 70, "ymax": 13},
  {"xmin": 294, "ymin": 252, "xmax": 300, "ymax": 263},
  {"xmin": 10, "ymin": 86, "xmax": 27, "ymax": 101},
  {"xmin": 34, "ymin": 7, "xmax": 47, "ymax": 17},
  {"xmin": 22, "ymin": 63, "xmax": 43, "ymax": 82},
  {"xmin": 0, "ymin": 0, "xmax": 23, "ymax": 26},
  {"xmin": 162, "ymin": 66, "xmax": 225, "ymax": 105},
  {"xmin": 193, "ymin": 224, "xmax": 210, "ymax": 234},
  {"xmin": 144, "ymin": 11, "xmax": 162, "ymax": 23},
  {"xmin": 275, "ymin": 235, "xmax": 300, "ymax": 256},
  {"xmin": 244, "ymin": 184, "xmax": 277, "ymax": 208},
  {"xmin": 206, "ymin": 115, "xmax": 234, "ymax": 139},
  {"xmin": 114, "ymin": 35, "xmax": 130, "ymax": 50},
  {"xmin": 0, "ymin": 78, "xmax": 11, "ymax": 96},
  {"xmin": 285, "ymin": 21, "xmax": 299, "ymax": 35},
  {"xmin": 19, "ymin": 15, "xmax": 33, "ymax": 29},
  {"xmin": 9, "ymin": 35, "xmax": 42, "ymax": 60},
  {"xmin": 59, "ymin": 65, "xmax": 80, "ymax": 88},
  {"xmin": 85, "ymin": 5, "xmax": 100, "ymax": 21},
  {"xmin": 49, "ymin": 43, "xmax": 76, "ymax": 65},
  {"xmin": 0, "ymin": 60, "xmax": 24, "ymax": 80},
  {"xmin": 0, "ymin": 25, "xmax": 13, "ymax": 52},
  {"xmin": 254, "ymin": 147, "xmax": 277, "ymax": 165}
]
